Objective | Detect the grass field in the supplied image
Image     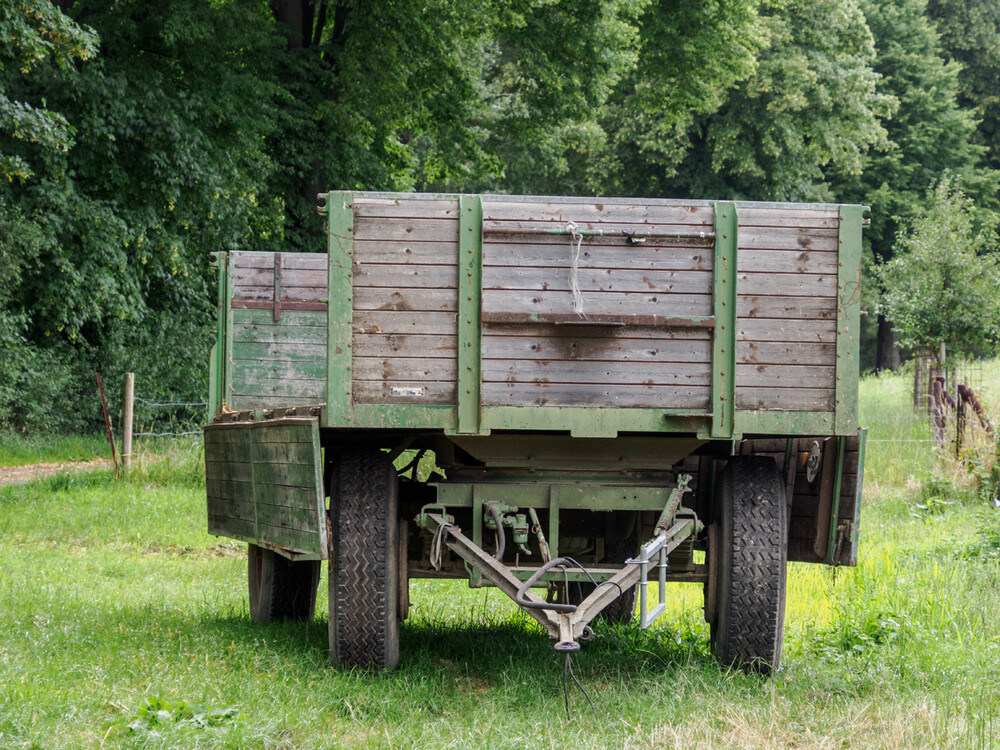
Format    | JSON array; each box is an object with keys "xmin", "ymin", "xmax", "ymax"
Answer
[{"xmin": 2, "ymin": 369, "xmax": 999, "ymax": 749}]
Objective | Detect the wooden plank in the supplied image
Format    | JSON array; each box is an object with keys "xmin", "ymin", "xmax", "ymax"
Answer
[
  {"xmin": 233, "ymin": 266, "xmax": 327, "ymax": 288},
  {"xmin": 232, "ymin": 340, "xmax": 325, "ymax": 363},
  {"xmin": 353, "ymin": 287, "xmax": 456, "ymax": 313},
  {"xmin": 352, "ymin": 379, "xmax": 455, "ymax": 404},
  {"xmin": 229, "ymin": 371, "xmax": 325, "ymax": 399},
  {"xmin": 482, "ymin": 200, "xmax": 715, "ymax": 225},
  {"xmin": 232, "ymin": 285, "xmax": 327, "ymax": 302},
  {"xmin": 738, "ymin": 272, "xmax": 837, "ymax": 298},
  {"xmin": 479, "ymin": 323, "xmax": 710, "ymax": 342},
  {"xmin": 353, "ymin": 310, "xmax": 458, "ymax": 336},
  {"xmin": 482, "ymin": 359, "xmax": 711, "ymax": 386},
  {"xmin": 233, "ymin": 324, "xmax": 328, "ymax": 346},
  {"xmin": 737, "ymin": 295, "xmax": 836, "ymax": 320},
  {"xmin": 208, "ymin": 515, "xmax": 257, "ymax": 541},
  {"xmin": 481, "ymin": 289, "xmax": 713, "ymax": 319},
  {"xmin": 354, "ymin": 332, "xmax": 456, "ymax": 359},
  {"xmin": 354, "ymin": 197, "xmax": 460, "ymax": 219},
  {"xmin": 354, "ymin": 356, "xmax": 456, "ymax": 382},
  {"xmin": 354, "ymin": 262, "xmax": 457, "ymax": 289},
  {"xmin": 482, "ymin": 381, "xmax": 710, "ymax": 409},
  {"xmin": 353, "ymin": 239, "xmax": 458, "ymax": 265},
  {"xmin": 734, "ymin": 387, "xmax": 835, "ymax": 411},
  {"xmin": 483, "ymin": 267, "xmax": 712, "ymax": 295},
  {"xmin": 254, "ymin": 500, "xmax": 322, "ymax": 534},
  {"xmin": 484, "ymin": 241, "xmax": 712, "ymax": 270},
  {"xmin": 483, "ymin": 219, "xmax": 715, "ymax": 238},
  {"xmin": 353, "ymin": 217, "xmax": 459, "ymax": 243},
  {"xmin": 482, "ymin": 332, "xmax": 711, "ymax": 364},
  {"xmin": 737, "ymin": 207, "xmax": 839, "ymax": 229},
  {"xmin": 250, "ymin": 461, "xmax": 322, "ymax": 488},
  {"xmin": 738, "ymin": 226, "xmax": 839, "ymax": 251},
  {"xmin": 231, "ymin": 252, "xmax": 327, "ymax": 270},
  {"xmin": 253, "ymin": 522, "xmax": 320, "ymax": 552},
  {"xmin": 232, "ymin": 308, "xmax": 327, "ymax": 328},
  {"xmin": 738, "ymin": 249, "xmax": 839, "ymax": 274},
  {"xmin": 229, "ymin": 357, "xmax": 326, "ymax": 382},
  {"xmin": 230, "ymin": 395, "xmax": 323, "ymax": 408},
  {"xmin": 735, "ymin": 364, "xmax": 836, "ymax": 389},
  {"xmin": 737, "ymin": 318, "xmax": 837, "ymax": 343},
  {"xmin": 737, "ymin": 341, "xmax": 835, "ymax": 366}
]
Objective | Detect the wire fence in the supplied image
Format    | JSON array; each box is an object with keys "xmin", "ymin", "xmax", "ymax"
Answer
[{"xmin": 130, "ymin": 395, "xmax": 206, "ymax": 438}]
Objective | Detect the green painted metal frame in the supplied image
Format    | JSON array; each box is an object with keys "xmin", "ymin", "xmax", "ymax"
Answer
[
  {"xmin": 456, "ymin": 195, "xmax": 485, "ymax": 435},
  {"xmin": 846, "ymin": 428, "xmax": 867, "ymax": 565},
  {"xmin": 835, "ymin": 206, "xmax": 864, "ymax": 434},
  {"xmin": 223, "ymin": 253, "xmax": 235, "ymax": 412},
  {"xmin": 208, "ymin": 251, "xmax": 229, "ymax": 418},
  {"xmin": 325, "ymin": 192, "xmax": 355, "ymax": 427},
  {"xmin": 481, "ymin": 406, "xmax": 705, "ymax": 438},
  {"xmin": 825, "ymin": 435, "xmax": 847, "ymax": 564},
  {"xmin": 711, "ymin": 202, "xmax": 738, "ymax": 439},
  {"xmin": 433, "ymin": 482, "xmax": 678, "ymax": 511}
]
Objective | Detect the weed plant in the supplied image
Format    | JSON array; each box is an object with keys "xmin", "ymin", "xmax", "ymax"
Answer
[{"xmin": 1, "ymin": 369, "xmax": 1000, "ymax": 748}]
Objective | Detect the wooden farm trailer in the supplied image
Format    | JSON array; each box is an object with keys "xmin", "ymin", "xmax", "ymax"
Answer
[{"xmin": 204, "ymin": 191, "xmax": 867, "ymax": 672}]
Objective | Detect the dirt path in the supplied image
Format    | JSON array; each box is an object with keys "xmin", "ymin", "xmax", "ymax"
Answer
[{"xmin": 0, "ymin": 459, "xmax": 113, "ymax": 486}]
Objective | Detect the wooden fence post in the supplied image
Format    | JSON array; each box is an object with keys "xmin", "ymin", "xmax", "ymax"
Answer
[{"xmin": 123, "ymin": 372, "xmax": 135, "ymax": 471}]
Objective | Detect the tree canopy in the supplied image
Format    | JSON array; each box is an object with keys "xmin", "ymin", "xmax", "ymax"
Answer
[{"xmin": 1, "ymin": 0, "xmax": 998, "ymax": 429}]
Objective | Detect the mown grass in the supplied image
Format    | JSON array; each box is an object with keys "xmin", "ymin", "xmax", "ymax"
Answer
[{"xmin": 1, "ymin": 371, "xmax": 1000, "ymax": 749}]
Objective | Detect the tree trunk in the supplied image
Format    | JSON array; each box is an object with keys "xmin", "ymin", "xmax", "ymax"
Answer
[{"xmin": 876, "ymin": 314, "xmax": 901, "ymax": 373}]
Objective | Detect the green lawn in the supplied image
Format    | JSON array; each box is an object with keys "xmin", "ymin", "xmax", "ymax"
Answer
[{"xmin": 1, "ymin": 369, "xmax": 998, "ymax": 749}]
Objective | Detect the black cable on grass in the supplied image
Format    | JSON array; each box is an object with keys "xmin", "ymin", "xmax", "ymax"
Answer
[{"xmin": 562, "ymin": 653, "xmax": 596, "ymax": 719}]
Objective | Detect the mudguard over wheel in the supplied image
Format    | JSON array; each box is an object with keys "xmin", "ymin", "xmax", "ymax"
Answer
[
  {"xmin": 707, "ymin": 456, "xmax": 787, "ymax": 672},
  {"xmin": 248, "ymin": 543, "xmax": 320, "ymax": 623},
  {"xmin": 328, "ymin": 449, "xmax": 400, "ymax": 670}
]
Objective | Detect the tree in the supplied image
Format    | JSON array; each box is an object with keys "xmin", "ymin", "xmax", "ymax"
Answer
[
  {"xmin": 604, "ymin": 0, "xmax": 768, "ymax": 197},
  {"xmin": 657, "ymin": 0, "xmax": 892, "ymax": 202},
  {"xmin": 878, "ymin": 180, "xmax": 1000, "ymax": 358},
  {"xmin": 829, "ymin": 0, "xmax": 988, "ymax": 371},
  {"xmin": 927, "ymin": 0, "xmax": 1000, "ymax": 178}
]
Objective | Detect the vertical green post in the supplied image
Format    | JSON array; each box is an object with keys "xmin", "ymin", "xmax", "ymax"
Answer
[
  {"xmin": 470, "ymin": 484, "xmax": 483, "ymax": 587},
  {"xmin": 326, "ymin": 191, "xmax": 355, "ymax": 427},
  {"xmin": 711, "ymin": 202, "xmax": 738, "ymax": 439},
  {"xmin": 457, "ymin": 195, "xmax": 483, "ymax": 434},
  {"xmin": 223, "ymin": 253, "xmax": 234, "ymax": 412},
  {"xmin": 825, "ymin": 435, "xmax": 847, "ymax": 565},
  {"xmin": 208, "ymin": 252, "xmax": 228, "ymax": 419},
  {"xmin": 548, "ymin": 485, "xmax": 560, "ymax": 559},
  {"xmin": 836, "ymin": 206, "xmax": 863, "ymax": 434}
]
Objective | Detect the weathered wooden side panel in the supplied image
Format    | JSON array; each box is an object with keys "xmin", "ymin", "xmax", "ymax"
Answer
[
  {"xmin": 229, "ymin": 252, "xmax": 328, "ymax": 411},
  {"xmin": 204, "ymin": 418, "xmax": 327, "ymax": 558},
  {"xmin": 479, "ymin": 200, "xmax": 716, "ymax": 410},
  {"xmin": 734, "ymin": 207, "xmax": 840, "ymax": 413},
  {"xmin": 350, "ymin": 198, "xmax": 460, "ymax": 406}
]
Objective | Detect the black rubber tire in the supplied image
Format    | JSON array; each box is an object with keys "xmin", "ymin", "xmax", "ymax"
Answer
[
  {"xmin": 328, "ymin": 449, "xmax": 400, "ymax": 670},
  {"xmin": 572, "ymin": 512, "xmax": 640, "ymax": 625},
  {"xmin": 247, "ymin": 543, "xmax": 321, "ymax": 623},
  {"xmin": 708, "ymin": 456, "xmax": 787, "ymax": 673}
]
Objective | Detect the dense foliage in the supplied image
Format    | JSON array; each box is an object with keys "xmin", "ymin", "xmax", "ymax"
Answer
[
  {"xmin": 878, "ymin": 181, "xmax": 1000, "ymax": 355},
  {"xmin": 1, "ymin": 0, "xmax": 998, "ymax": 430}
]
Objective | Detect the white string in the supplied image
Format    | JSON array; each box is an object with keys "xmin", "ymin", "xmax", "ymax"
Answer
[{"xmin": 567, "ymin": 221, "xmax": 585, "ymax": 318}]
